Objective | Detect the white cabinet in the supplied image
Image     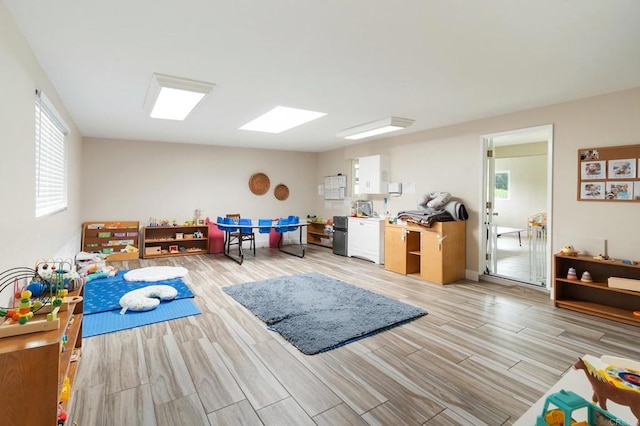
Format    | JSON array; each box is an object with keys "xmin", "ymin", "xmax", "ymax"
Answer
[
  {"xmin": 358, "ymin": 154, "xmax": 390, "ymax": 194},
  {"xmin": 348, "ymin": 217, "xmax": 385, "ymax": 264}
]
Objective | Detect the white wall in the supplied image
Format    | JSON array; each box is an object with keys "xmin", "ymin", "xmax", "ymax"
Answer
[
  {"xmin": 316, "ymin": 87, "xmax": 640, "ymax": 273},
  {"xmin": 0, "ymin": 3, "xmax": 82, "ymax": 291},
  {"xmin": 494, "ymin": 155, "xmax": 547, "ymax": 229},
  {"xmin": 81, "ymin": 138, "xmax": 318, "ymax": 231}
]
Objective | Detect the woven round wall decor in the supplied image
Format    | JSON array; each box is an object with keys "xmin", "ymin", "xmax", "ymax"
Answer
[
  {"xmin": 274, "ymin": 184, "xmax": 289, "ymax": 201},
  {"xmin": 249, "ymin": 172, "xmax": 270, "ymax": 195}
]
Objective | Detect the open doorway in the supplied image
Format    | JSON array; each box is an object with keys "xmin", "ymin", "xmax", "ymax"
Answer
[{"xmin": 481, "ymin": 125, "xmax": 553, "ymax": 288}]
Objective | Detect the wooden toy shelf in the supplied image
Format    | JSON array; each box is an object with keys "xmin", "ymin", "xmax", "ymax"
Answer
[
  {"xmin": 306, "ymin": 221, "xmax": 333, "ymax": 248},
  {"xmin": 81, "ymin": 221, "xmax": 140, "ymax": 261},
  {"xmin": 554, "ymin": 254, "xmax": 640, "ymax": 326},
  {"xmin": 0, "ymin": 281, "xmax": 84, "ymax": 425},
  {"xmin": 142, "ymin": 225, "xmax": 209, "ymax": 258}
]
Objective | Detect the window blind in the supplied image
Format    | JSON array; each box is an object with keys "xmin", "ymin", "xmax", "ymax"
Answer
[{"xmin": 35, "ymin": 90, "xmax": 68, "ymax": 218}]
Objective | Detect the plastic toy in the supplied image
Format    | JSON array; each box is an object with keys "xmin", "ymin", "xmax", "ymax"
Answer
[
  {"xmin": 57, "ymin": 403, "xmax": 67, "ymax": 426},
  {"xmin": 560, "ymin": 245, "xmax": 578, "ymax": 256},
  {"xmin": 580, "ymin": 271, "xmax": 593, "ymax": 283},
  {"xmin": 535, "ymin": 389, "xmax": 629, "ymax": 426},
  {"xmin": 574, "ymin": 356, "xmax": 640, "ymax": 424}
]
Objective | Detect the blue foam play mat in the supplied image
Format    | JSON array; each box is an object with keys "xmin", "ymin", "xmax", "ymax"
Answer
[
  {"xmin": 83, "ymin": 270, "xmax": 194, "ymax": 315},
  {"xmin": 83, "ymin": 298, "xmax": 201, "ymax": 337}
]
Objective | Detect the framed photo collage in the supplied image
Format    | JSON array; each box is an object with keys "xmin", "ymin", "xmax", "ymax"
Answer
[{"xmin": 578, "ymin": 144, "xmax": 640, "ymax": 201}]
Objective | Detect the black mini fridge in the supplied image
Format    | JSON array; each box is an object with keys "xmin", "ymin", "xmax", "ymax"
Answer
[{"xmin": 333, "ymin": 216, "xmax": 348, "ymax": 256}]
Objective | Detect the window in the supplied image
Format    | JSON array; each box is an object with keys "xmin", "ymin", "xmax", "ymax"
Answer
[
  {"xmin": 352, "ymin": 159, "xmax": 360, "ymax": 195},
  {"xmin": 35, "ymin": 90, "xmax": 68, "ymax": 218},
  {"xmin": 495, "ymin": 170, "xmax": 510, "ymax": 200}
]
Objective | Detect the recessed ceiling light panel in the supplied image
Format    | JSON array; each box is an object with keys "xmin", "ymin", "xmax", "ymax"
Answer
[
  {"xmin": 240, "ymin": 106, "xmax": 327, "ymax": 134},
  {"xmin": 337, "ymin": 117, "xmax": 414, "ymax": 140},
  {"xmin": 144, "ymin": 73, "xmax": 215, "ymax": 121}
]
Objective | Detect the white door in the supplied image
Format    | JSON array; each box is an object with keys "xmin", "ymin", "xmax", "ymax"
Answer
[
  {"xmin": 483, "ymin": 137, "xmax": 497, "ymax": 275},
  {"xmin": 480, "ymin": 125, "xmax": 553, "ymax": 289}
]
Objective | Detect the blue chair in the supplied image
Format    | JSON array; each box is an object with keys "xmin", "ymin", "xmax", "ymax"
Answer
[
  {"xmin": 286, "ymin": 215, "xmax": 299, "ymax": 232},
  {"xmin": 258, "ymin": 218, "xmax": 273, "ymax": 234},
  {"xmin": 238, "ymin": 217, "xmax": 255, "ymax": 255},
  {"xmin": 274, "ymin": 217, "xmax": 289, "ymax": 248},
  {"xmin": 222, "ymin": 217, "xmax": 239, "ymax": 254}
]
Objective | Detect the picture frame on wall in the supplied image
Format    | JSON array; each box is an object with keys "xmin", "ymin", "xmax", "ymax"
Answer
[
  {"xmin": 608, "ymin": 158, "xmax": 636, "ymax": 179},
  {"xmin": 635, "ymin": 182, "xmax": 640, "ymax": 200},
  {"xmin": 605, "ymin": 181, "xmax": 633, "ymax": 200},
  {"xmin": 580, "ymin": 149, "xmax": 599, "ymax": 160},
  {"xmin": 580, "ymin": 160, "xmax": 605, "ymax": 179},
  {"xmin": 580, "ymin": 182, "xmax": 605, "ymax": 200}
]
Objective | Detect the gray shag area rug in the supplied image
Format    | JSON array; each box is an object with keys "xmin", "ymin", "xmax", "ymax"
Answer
[{"xmin": 222, "ymin": 272, "xmax": 427, "ymax": 355}]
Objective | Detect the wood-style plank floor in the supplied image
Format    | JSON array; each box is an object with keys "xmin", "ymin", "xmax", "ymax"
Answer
[{"xmin": 68, "ymin": 246, "xmax": 640, "ymax": 425}]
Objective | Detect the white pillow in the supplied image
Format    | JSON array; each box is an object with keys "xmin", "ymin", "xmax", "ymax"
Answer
[
  {"xmin": 124, "ymin": 266, "xmax": 188, "ymax": 282},
  {"xmin": 119, "ymin": 285, "xmax": 178, "ymax": 314}
]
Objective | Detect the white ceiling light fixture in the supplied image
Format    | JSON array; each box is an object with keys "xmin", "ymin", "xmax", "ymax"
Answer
[
  {"xmin": 337, "ymin": 116, "xmax": 415, "ymax": 140},
  {"xmin": 144, "ymin": 73, "xmax": 215, "ymax": 120},
  {"xmin": 239, "ymin": 106, "xmax": 327, "ymax": 134}
]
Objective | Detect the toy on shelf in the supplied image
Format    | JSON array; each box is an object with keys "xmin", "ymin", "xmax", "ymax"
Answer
[
  {"xmin": 560, "ymin": 245, "xmax": 579, "ymax": 257},
  {"xmin": 580, "ymin": 271, "xmax": 593, "ymax": 283},
  {"xmin": 0, "ymin": 265, "xmax": 73, "ymax": 338},
  {"xmin": 567, "ymin": 267, "xmax": 578, "ymax": 280}
]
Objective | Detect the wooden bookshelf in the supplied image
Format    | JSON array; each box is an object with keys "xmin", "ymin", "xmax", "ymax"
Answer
[{"xmin": 554, "ymin": 254, "xmax": 640, "ymax": 326}]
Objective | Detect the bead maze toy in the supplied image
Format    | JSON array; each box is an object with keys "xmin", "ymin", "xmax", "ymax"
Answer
[{"xmin": 0, "ymin": 259, "xmax": 83, "ymax": 338}]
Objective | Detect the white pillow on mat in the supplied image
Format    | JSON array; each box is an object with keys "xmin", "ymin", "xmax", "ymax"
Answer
[
  {"xmin": 119, "ymin": 285, "xmax": 178, "ymax": 314},
  {"xmin": 124, "ymin": 266, "xmax": 188, "ymax": 282}
]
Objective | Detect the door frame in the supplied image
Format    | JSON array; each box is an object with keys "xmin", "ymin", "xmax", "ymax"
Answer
[{"xmin": 479, "ymin": 124, "xmax": 554, "ymax": 291}]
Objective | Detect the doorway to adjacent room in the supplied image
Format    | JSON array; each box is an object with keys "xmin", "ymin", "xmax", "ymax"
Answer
[{"xmin": 481, "ymin": 125, "xmax": 553, "ymax": 288}]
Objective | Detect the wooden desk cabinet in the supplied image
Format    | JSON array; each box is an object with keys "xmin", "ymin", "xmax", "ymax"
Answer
[{"xmin": 384, "ymin": 221, "xmax": 466, "ymax": 284}]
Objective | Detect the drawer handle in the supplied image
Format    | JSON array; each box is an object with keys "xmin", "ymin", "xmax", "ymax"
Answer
[{"xmin": 437, "ymin": 235, "xmax": 448, "ymax": 252}]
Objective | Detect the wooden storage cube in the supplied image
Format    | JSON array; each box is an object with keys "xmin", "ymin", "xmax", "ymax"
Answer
[
  {"xmin": 608, "ymin": 277, "xmax": 640, "ymax": 291},
  {"xmin": 145, "ymin": 246, "xmax": 161, "ymax": 255}
]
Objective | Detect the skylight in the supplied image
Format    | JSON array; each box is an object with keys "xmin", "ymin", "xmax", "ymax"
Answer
[
  {"xmin": 144, "ymin": 73, "xmax": 215, "ymax": 121},
  {"xmin": 150, "ymin": 87, "xmax": 207, "ymax": 120},
  {"xmin": 239, "ymin": 106, "xmax": 327, "ymax": 133}
]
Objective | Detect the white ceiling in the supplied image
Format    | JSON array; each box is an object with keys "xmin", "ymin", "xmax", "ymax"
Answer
[{"xmin": 5, "ymin": 1, "xmax": 640, "ymax": 152}]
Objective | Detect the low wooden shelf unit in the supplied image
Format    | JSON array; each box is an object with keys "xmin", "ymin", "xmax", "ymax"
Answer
[
  {"xmin": 306, "ymin": 221, "xmax": 333, "ymax": 248},
  {"xmin": 142, "ymin": 225, "xmax": 209, "ymax": 258},
  {"xmin": 554, "ymin": 254, "xmax": 640, "ymax": 326}
]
